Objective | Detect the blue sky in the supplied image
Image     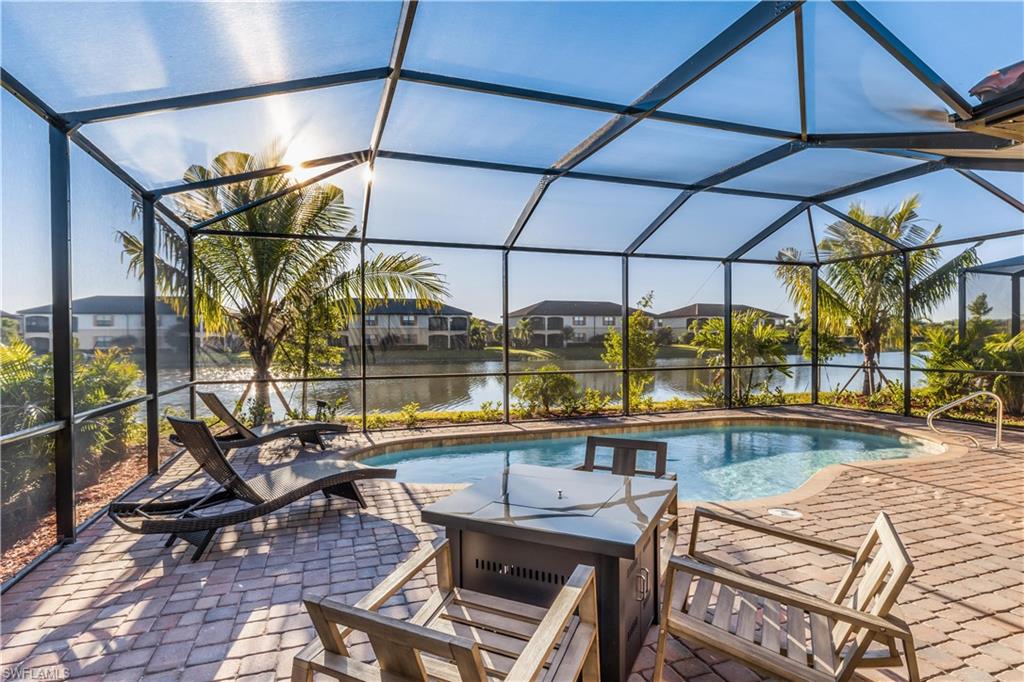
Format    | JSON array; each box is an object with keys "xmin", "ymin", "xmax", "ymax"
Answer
[{"xmin": 3, "ymin": 1, "xmax": 1022, "ymax": 324}]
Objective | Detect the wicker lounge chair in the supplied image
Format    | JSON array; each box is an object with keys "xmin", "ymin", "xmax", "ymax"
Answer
[
  {"xmin": 292, "ymin": 538, "xmax": 601, "ymax": 682},
  {"xmin": 109, "ymin": 416, "xmax": 395, "ymax": 561},
  {"xmin": 196, "ymin": 390, "xmax": 348, "ymax": 450},
  {"xmin": 653, "ymin": 507, "xmax": 920, "ymax": 682}
]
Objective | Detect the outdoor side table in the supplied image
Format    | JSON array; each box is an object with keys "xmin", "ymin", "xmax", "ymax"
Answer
[{"xmin": 421, "ymin": 463, "xmax": 678, "ymax": 682}]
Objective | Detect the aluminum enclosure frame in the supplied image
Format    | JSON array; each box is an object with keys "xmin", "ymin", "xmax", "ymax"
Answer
[{"xmin": 1, "ymin": 0, "xmax": 1022, "ymax": 593}]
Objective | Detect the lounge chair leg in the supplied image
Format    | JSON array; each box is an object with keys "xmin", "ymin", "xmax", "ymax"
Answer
[
  {"xmin": 325, "ymin": 481, "xmax": 367, "ymax": 509},
  {"xmin": 164, "ymin": 533, "xmax": 177, "ymax": 548},
  {"xmin": 177, "ymin": 529, "xmax": 217, "ymax": 562}
]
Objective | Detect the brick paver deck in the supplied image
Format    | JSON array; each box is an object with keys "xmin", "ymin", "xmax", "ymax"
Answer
[{"xmin": 1, "ymin": 408, "xmax": 1020, "ymax": 681}]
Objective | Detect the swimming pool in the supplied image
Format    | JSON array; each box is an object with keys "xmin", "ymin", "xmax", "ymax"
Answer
[{"xmin": 362, "ymin": 423, "xmax": 937, "ymax": 501}]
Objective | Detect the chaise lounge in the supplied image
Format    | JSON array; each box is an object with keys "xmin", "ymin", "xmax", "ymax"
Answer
[
  {"xmin": 195, "ymin": 390, "xmax": 349, "ymax": 450},
  {"xmin": 109, "ymin": 416, "xmax": 395, "ymax": 561}
]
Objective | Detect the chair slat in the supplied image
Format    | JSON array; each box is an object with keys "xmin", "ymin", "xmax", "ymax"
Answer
[
  {"xmin": 734, "ymin": 591, "xmax": 759, "ymax": 642},
  {"xmin": 688, "ymin": 576, "xmax": 715, "ymax": 622},
  {"xmin": 545, "ymin": 623, "xmax": 596, "ymax": 682},
  {"xmin": 786, "ymin": 606, "xmax": 807, "ymax": 663},
  {"xmin": 760, "ymin": 599, "xmax": 782, "ymax": 653},
  {"xmin": 443, "ymin": 603, "xmax": 542, "ymax": 639},
  {"xmin": 712, "ymin": 586, "xmax": 736, "ymax": 631},
  {"xmin": 808, "ymin": 612, "xmax": 836, "ymax": 674},
  {"xmin": 454, "ymin": 588, "xmax": 549, "ymax": 623},
  {"xmin": 671, "ymin": 570, "xmax": 694, "ymax": 613}
]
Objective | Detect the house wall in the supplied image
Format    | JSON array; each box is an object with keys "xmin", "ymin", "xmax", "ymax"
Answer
[
  {"xmin": 508, "ymin": 314, "xmax": 623, "ymax": 347},
  {"xmin": 20, "ymin": 313, "xmax": 182, "ymax": 353},
  {"xmin": 343, "ymin": 314, "xmax": 470, "ymax": 349}
]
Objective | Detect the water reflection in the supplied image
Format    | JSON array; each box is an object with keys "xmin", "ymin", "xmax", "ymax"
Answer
[{"xmin": 161, "ymin": 351, "xmax": 914, "ymax": 417}]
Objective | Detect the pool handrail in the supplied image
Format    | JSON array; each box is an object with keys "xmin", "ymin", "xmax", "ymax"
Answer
[{"xmin": 926, "ymin": 390, "xmax": 1003, "ymax": 449}]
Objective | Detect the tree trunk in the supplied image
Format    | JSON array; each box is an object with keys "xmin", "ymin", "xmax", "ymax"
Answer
[
  {"xmin": 859, "ymin": 335, "xmax": 880, "ymax": 396},
  {"xmin": 249, "ymin": 339, "xmax": 276, "ymax": 422}
]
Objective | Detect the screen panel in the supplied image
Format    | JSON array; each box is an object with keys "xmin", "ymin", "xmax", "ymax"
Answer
[
  {"xmin": 0, "ymin": 1, "xmax": 400, "ymax": 111},
  {"xmin": 81, "ymin": 80, "xmax": 383, "ymax": 189}
]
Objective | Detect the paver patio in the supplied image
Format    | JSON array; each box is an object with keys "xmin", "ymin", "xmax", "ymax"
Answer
[{"xmin": 0, "ymin": 407, "xmax": 1020, "ymax": 681}]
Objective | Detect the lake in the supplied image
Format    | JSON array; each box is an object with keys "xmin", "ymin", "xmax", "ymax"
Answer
[{"xmin": 158, "ymin": 351, "xmax": 918, "ymax": 417}]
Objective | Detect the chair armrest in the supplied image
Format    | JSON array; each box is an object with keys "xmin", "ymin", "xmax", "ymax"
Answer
[
  {"xmin": 354, "ymin": 538, "xmax": 450, "ymax": 612},
  {"xmin": 669, "ymin": 556, "xmax": 910, "ymax": 640},
  {"xmin": 688, "ymin": 506, "xmax": 858, "ymax": 558},
  {"xmin": 301, "ymin": 538, "xmax": 450, "ymax": 653},
  {"xmin": 507, "ymin": 565, "xmax": 597, "ymax": 681}
]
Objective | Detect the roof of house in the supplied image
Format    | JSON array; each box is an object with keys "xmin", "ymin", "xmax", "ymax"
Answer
[
  {"xmin": 365, "ymin": 299, "xmax": 471, "ymax": 316},
  {"xmin": 19, "ymin": 295, "xmax": 179, "ymax": 315},
  {"xmin": 1, "ymin": 310, "xmax": 20, "ymax": 319},
  {"xmin": 657, "ymin": 303, "xmax": 787, "ymax": 319},
  {"xmin": 508, "ymin": 300, "xmax": 636, "ymax": 317}
]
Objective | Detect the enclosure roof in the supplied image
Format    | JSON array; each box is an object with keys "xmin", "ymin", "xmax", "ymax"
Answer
[
  {"xmin": 1, "ymin": 0, "xmax": 1021, "ymax": 260},
  {"xmin": 965, "ymin": 255, "xmax": 1024, "ymax": 276}
]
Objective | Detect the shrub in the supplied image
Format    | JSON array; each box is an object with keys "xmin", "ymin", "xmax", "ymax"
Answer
[
  {"xmin": 242, "ymin": 396, "xmax": 272, "ymax": 426},
  {"xmin": 478, "ymin": 401, "xmax": 503, "ymax": 422},
  {"xmin": 511, "ymin": 365, "xmax": 579, "ymax": 416},
  {"xmin": 365, "ymin": 411, "xmax": 389, "ymax": 430},
  {"xmin": 399, "ymin": 402, "xmax": 420, "ymax": 429}
]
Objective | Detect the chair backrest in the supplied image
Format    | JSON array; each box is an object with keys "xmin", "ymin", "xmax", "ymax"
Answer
[
  {"xmin": 831, "ymin": 512, "xmax": 914, "ymax": 676},
  {"xmin": 582, "ymin": 436, "xmax": 668, "ymax": 477},
  {"xmin": 166, "ymin": 416, "xmax": 264, "ymax": 504},
  {"xmin": 304, "ymin": 596, "xmax": 487, "ymax": 681},
  {"xmin": 197, "ymin": 391, "xmax": 257, "ymax": 440}
]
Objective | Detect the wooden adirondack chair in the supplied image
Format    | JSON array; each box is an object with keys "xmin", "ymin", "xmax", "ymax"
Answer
[
  {"xmin": 653, "ymin": 507, "xmax": 920, "ymax": 682},
  {"xmin": 292, "ymin": 538, "xmax": 601, "ymax": 681}
]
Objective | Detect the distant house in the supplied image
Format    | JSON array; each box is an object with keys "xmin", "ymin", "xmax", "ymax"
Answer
[
  {"xmin": 656, "ymin": 303, "xmax": 787, "ymax": 340},
  {"xmin": 343, "ymin": 299, "xmax": 472, "ymax": 350},
  {"xmin": 17, "ymin": 295, "xmax": 185, "ymax": 354},
  {"xmin": 508, "ymin": 300, "xmax": 636, "ymax": 348}
]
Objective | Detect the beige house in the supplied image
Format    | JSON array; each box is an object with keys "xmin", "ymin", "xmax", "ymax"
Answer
[
  {"xmin": 508, "ymin": 300, "xmax": 636, "ymax": 348},
  {"xmin": 655, "ymin": 303, "xmax": 787, "ymax": 341},
  {"xmin": 342, "ymin": 299, "xmax": 472, "ymax": 350}
]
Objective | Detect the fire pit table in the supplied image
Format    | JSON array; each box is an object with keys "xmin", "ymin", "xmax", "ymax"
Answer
[{"xmin": 421, "ymin": 463, "xmax": 678, "ymax": 681}]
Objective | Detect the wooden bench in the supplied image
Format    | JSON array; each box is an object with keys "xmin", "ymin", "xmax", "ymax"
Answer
[
  {"xmin": 292, "ymin": 538, "xmax": 601, "ymax": 681},
  {"xmin": 653, "ymin": 508, "xmax": 920, "ymax": 681}
]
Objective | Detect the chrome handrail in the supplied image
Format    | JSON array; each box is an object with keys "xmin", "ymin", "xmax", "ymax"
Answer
[{"xmin": 926, "ymin": 390, "xmax": 1003, "ymax": 449}]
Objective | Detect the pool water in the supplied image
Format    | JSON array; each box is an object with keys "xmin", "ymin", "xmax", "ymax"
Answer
[{"xmin": 362, "ymin": 424, "xmax": 936, "ymax": 501}]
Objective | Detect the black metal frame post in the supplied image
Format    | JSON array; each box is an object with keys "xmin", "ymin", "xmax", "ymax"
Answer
[
  {"xmin": 621, "ymin": 256, "xmax": 630, "ymax": 415},
  {"xmin": 723, "ymin": 262, "xmax": 733, "ymax": 408},
  {"xmin": 957, "ymin": 271, "xmax": 967, "ymax": 340},
  {"xmin": 1013, "ymin": 275, "xmax": 1021, "ymax": 337},
  {"xmin": 49, "ymin": 124, "xmax": 75, "ymax": 543},
  {"xmin": 810, "ymin": 264, "xmax": 819, "ymax": 404},
  {"xmin": 902, "ymin": 252, "xmax": 912, "ymax": 416},
  {"xmin": 502, "ymin": 250, "xmax": 511, "ymax": 423},
  {"xmin": 186, "ymin": 230, "xmax": 197, "ymax": 417},
  {"xmin": 360, "ymin": 241, "xmax": 368, "ymax": 432},
  {"xmin": 142, "ymin": 196, "xmax": 159, "ymax": 473}
]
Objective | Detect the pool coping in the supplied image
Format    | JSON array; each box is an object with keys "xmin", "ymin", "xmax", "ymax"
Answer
[{"xmin": 329, "ymin": 406, "xmax": 979, "ymax": 507}]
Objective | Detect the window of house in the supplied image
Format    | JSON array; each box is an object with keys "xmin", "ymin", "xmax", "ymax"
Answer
[
  {"xmin": 602, "ymin": 316, "xmax": 615, "ymax": 326},
  {"xmin": 572, "ymin": 315, "xmax": 585, "ymax": 326},
  {"xmin": 573, "ymin": 332, "xmax": 586, "ymax": 342},
  {"xmin": 94, "ymin": 336, "xmax": 113, "ymax": 348},
  {"xmin": 400, "ymin": 314, "xmax": 416, "ymax": 326},
  {"xmin": 24, "ymin": 315, "xmax": 49, "ymax": 333},
  {"xmin": 366, "ymin": 315, "xmax": 378, "ymax": 326},
  {"xmin": 93, "ymin": 314, "xmax": 115, "ymax": 327}
]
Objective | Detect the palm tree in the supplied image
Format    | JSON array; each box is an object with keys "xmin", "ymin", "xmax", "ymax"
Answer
[
  {"xmin": 511, "ymin": 318, "xmax": 534, "ymax": 349},
  {"xmin": 776, "ymin": 195, "xmax": 979, "ymax": 395},
  {"xmin": 690, "ymin": 310, "xmax": 790, "ymax": 405},
  {"xmin": 121, "ymin": 146, "xmax": 447, "ymax": 412}
]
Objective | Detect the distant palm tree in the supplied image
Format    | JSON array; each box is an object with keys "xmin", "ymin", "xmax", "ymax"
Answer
[
  {"xmin": 776, "ymin": 195, "xmax": 978, "ymax": 395},
  {"xmin": 121, "ymin": 146, "xmax": 447, "ymax": 412},
  {"xmin": 511, "ymin": 318, "xmax": 534, "ymax": 349}
]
